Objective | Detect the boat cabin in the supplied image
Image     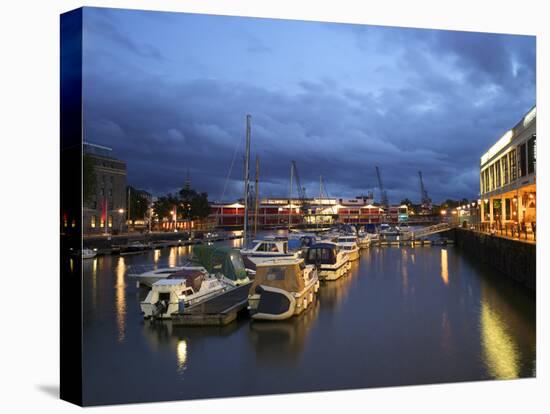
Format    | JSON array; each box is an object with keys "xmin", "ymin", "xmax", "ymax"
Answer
[{"xmin": 304, "ymin": 242, "xmax": 340, "ymax": 265}]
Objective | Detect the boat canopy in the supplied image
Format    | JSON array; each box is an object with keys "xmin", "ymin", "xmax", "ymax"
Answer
[
  {"xmin": 191, "ymin": 245, "xmax": 248, "ymax": 282},
  {"xmin": 304, "ymin": 243, "xmax": 338, "ymax": 265},
  {"xmin": 167, "ymin": 268, "xmax": 204, "ymax": 291},
  {"xmin": 252, "ymin": 262, "xmax": 305, "ymax": 293}
]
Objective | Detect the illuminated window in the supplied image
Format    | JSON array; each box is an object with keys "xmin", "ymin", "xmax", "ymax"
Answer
[
  {"xmin": 71, "ymin": 219, "xmax": 76, "ymax": 228},
  {"xmin": 495, "ymin": 159, "xmax": 501, "ymax": 188},
  {"xmin": 91, "ymin": 215, "xmax": 96, "ymax": 228},
  {"xmin": 108, "ymin": 215, "xmax": 113, "ymax": 228},
  {"xmin": 100, "ymin": 217, "xmax": 105, "ymax": 228}
]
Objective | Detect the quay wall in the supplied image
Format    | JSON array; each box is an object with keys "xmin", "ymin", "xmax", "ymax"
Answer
[
  {"xmin": 83, "ymin": 231, "xmax": 195, "ymax": 250},
  {"xmin": 451, "ymin": 228, "xmax": 536, "ymax": 291}
]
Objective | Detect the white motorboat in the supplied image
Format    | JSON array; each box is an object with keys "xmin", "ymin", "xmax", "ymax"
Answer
[
  {"xmin": 248, "ymin": 257, "xmax": 319, "ymax": 321},
  {"xmin": 82, "ymin": 248, "xmax": 97, "ymax": 259},
  {"xmin": 336, "ymin": 236, "xmax": 360, "ymax": 261},
  {"xmin": 379, "ymin": 223, "xmax": 399, "ymax": 237},
  {"xmin": 241, "ymin": 238, "xmax": 299, "ymax": 267},
  {"xmin": 140, "ymin": 270, "xmax": 229, "ymax": 319},
  {"xmin": 304, "ymin": 242, "xmax": 350, "ymax": 281},
  {"xmin": 119, "ymin": 241, "xmax": 152, "ymax": 255}
]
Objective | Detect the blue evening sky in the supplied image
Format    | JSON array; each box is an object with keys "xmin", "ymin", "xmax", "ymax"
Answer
[{"xmin": 82, "ymin": 7, "xmax": 535, "ymax": 203}]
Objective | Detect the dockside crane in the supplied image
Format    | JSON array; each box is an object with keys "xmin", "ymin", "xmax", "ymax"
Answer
[
  {"xmin": 418, "ymin": 170, "xmax": 432, "ymax": 214},
  {"xmin": 375, "ymin": 166, "xmax": 389, "ymax": 209}
]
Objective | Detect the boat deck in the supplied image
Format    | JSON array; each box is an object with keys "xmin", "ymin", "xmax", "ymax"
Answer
[{"xmin": 172, "ymin": 282, "xmax": 253, "ymax": 326}]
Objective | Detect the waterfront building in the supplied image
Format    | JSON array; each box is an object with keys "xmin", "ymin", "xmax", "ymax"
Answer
[
  {"xmin": 479, "ymin": 106, "xmax": 536, "ymax": 230},
  {"xmin": 83, "ymin": 142, "xmax": 127, "ymax": 235},
  {"xmin": 210, "ymin": 196, "xmax": 407, "ymax": 228}
]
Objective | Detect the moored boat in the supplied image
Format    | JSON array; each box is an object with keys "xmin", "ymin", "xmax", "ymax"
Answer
[
  {"xmin": 82, "ymin": 248, "xmax": 97, "ymax": 259},
  {"xmin": 241, "ymin": 238, "xmax": 299, "ymax": 267},
  {"xmin": 304, "ymin": 242, "xmax": 350, "ymax": 281},
  {"xmin": 140, "ymin": 270, "xmax": 229, "ymax": 319},
  {"xmin": 336, "ymin": 236, "xmax": 360, "ymax": 261},
  {"xmin": 248, "ymin": 258, "xmax": 319, "ymax": 321}
]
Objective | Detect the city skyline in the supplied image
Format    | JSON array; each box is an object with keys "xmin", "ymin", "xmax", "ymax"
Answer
[{"xmin": 82, "ymin": 7, "xmax": 535, "ymax": 203}]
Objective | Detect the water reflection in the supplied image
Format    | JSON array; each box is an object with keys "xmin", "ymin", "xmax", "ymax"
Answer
[
  {"xmin": 115, "ymin": 257, "xmax": 126, "ymax": 342},
  {"xmin": 249, "ymin": 298, "xmax": 320, "ymax": 365},
  {"xmin": 317, "ymin": 262, "xmax": 359, "ymax": 309},
  {"xmin": 168, "ymin": 248, "xmax": 177, "ymax": 267},
  {"xmin": 92, "ymin": 258, "xmax": 98, "ymax": 312},
  {"xmin": 480, "ymin": 298, "xmax": 520, "ymax": 379},
  {"xmin": 401, "ymin": 249, "xmax": 409, "ymax": 294},
  {"xmin": 177, "ymin": 340, "xmax": 188, "ymax": 372},
  {"xmin": 441, "ymin": 249, "xmax": 449, "ymax": 286}
]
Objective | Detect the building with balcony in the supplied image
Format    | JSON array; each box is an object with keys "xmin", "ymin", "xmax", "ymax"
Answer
[
  {"xmin": 210, "ymin": 196, "xmax": 407, "ymax": 228},
  {"xmin": 479, "ymin": 106, "xmax": 536, "ymax": 231}
]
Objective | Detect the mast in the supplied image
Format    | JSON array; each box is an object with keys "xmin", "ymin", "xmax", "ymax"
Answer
[
  {"xmin": 243, "ymin": 115, "xmax": 251, "ymax": 246},
  {"xmin": 254, "ymin": 155, "xmax": 260, "ymax": 237},
  {"xmin": 288, "ymin": 162, "xmax": 293, "ymax": 233}
]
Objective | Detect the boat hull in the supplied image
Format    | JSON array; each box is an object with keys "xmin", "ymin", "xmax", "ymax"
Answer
[{"xmin": 249, "ymin": 280, "xmax": 319, "ymax": 321}]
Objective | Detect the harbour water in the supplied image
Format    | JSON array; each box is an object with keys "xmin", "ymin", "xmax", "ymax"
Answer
[{"xmin": 81, "ymin": 233, "xmax": 535, "ymax": 405}]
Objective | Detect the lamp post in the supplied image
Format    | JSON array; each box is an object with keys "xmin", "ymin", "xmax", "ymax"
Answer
[{"xmin": 118, "ymin": 208, "xmax": 125, "ymax": 234}]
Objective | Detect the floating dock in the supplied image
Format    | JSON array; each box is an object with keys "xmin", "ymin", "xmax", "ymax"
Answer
[
  {"xmin": 373, "ymin": 239, "xmax": 454, "ymax": 247},
  {"xmin": 172, "ymin": 282, "xmax": 253, "ymax": 326}
]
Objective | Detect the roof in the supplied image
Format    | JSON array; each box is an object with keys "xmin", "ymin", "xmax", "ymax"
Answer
[
  {"xmin": 256, "ymin": 257, "xmax": 303, "ymax": 267},
  {"xmin": 310, "ymin": 242, "xmax": 338, "ymax": 249},
  {"xmin": 153, "ymin": 279, "xmax": 186, "ymax": 286}
]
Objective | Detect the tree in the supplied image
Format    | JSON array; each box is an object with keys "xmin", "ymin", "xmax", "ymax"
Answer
[
  {"xmin": 128, "ymin": 189, "xmax": 149, "ymax": 222},
  {"xmin": 178, "ymin": 187, "xmax": 210, "ymax": 219},
  {"xmin": 153, "ymin": 194, "xmax": 179, "ymax": 220},
  {"xmin": 83, "ymin": 154, "xmax": 96, "ymax": 203}
]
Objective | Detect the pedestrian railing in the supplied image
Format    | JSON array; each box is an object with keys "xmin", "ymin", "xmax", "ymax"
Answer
[{"xmin": 468, "ymin": 222, "xmax": 535, "ymax": 242}]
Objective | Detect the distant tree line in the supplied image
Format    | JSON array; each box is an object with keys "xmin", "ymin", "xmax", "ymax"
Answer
[{"xmin": 153, "ymin": 187, "xmax": 210, "ymax": 221}]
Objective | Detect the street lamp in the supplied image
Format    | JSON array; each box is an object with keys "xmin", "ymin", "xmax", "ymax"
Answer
[{"xmin": 117, "ymin": 208, "xmax": 125, "ymax": 234}]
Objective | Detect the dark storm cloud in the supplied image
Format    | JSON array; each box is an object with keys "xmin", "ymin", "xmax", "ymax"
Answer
[{"xmin": 82, "ymin": 8, "xmax": 535, "ymax": 204}]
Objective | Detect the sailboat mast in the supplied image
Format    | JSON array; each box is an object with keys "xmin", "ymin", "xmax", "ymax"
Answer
[
  {"xmin": 243, "ymin": 115, "xmax": 251, "ymax": 246},
  {"xmin": 254, "ymin": 155, "xmax": 260, "ymax": 237},
  {"xmin": 288, "ymin": 162, "xmax": 293, "ymax": 233}
]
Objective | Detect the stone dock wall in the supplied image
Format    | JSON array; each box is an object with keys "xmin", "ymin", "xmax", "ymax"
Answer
[{"xmin": 451, "ymin": 228, "xmax": 536, "ymax": 291}]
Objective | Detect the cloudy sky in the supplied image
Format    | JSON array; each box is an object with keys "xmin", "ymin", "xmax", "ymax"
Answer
[{"xmin": 82, "ymin": 7, "xmax": 535, "ymax": 204}]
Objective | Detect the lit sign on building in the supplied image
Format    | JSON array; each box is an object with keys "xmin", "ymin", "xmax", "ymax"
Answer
[{"xmin": 480, "ymin": 130, "xmax": 513, "ymax": 166}]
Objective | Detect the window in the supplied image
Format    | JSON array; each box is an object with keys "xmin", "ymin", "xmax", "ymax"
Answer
[
  {"xmin": 100, "ymin": 216, "xmax": 105, "ymax": 228},
  {"xmin": 92, "ymin": 201, "xmax": 97, "ymax": 209},
  {"xmin": 528, "ymin": 135, "xmax": 536, "ymax": 175},
  {"xmin": 519, "ymin": 143, "xmax": 527, "ymax": 177},
  {"xmin": 91, "ymin": 215, "xmax": 96, "ymax": 228},
  {"xmin": 495, "ymin": 160, "xmax": 501, "ymax": 188},
  {"xmin": 100, "ymin": 188, "xmax": 105, "ymax": 196},
  {"xmin": 505, "ymin": 199, "xmax": 511, "ymax": 220},
  {"xmin": 510, "ymin": 148, "xmax": 517, "ymax": 181},
  {"xmin": 489, "ymin": 165, "xmax": 494, "ymax": 190},
  {"xmin": 108, "ymin": 215, "xmax": 113, "ymax": 228},
  {"xmin": 506, "ymin": 154, "xmax": 509, "ymax": 185},
  {"xmin": 265, "ymin": 267, "xmax": 285, "ymax": 281},
  {"xmin": 109, "ymin": 188, "xmax": 112, "ymax": 197}
]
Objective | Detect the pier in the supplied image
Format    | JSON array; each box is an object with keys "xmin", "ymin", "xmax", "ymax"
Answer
[{"xmin": 172, "ymin": 282, "xmax": 252, "ymax": 326}]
